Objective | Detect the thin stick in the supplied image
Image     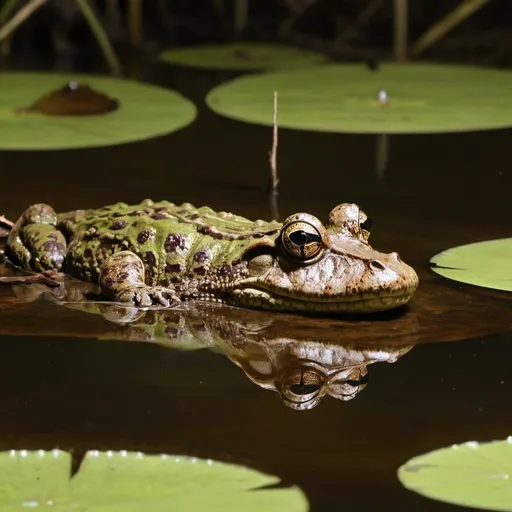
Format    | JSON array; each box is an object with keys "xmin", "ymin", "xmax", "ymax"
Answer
[
  {"xmin": 270, "ymin": 92, "xmax": 279, "ymax": 191},
  {"xmin": 0, "ymin": 272, "xmax": 64, "ymax": 287},
  {"xmin": 268, "ymin": 91, "xmax": 280, "ymax": 221},
  {"xmin": 0, "ymin": 0, "xmax": 47, "ymax": 42},
  {"xmin": 74, "ymin": 0, "xmax": 122, "ymax": 76}
]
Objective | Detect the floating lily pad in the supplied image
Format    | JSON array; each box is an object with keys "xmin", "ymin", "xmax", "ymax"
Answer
[
  {"xmin": 0, "ymin": 72, "xmax": 197, "ymax": 150},
  {"xmin": 430, "ymin": 238, "xmax": 512, "ymax": 292},
  {"xmin": 0, "ymin": 449, "xmax": 308, "ymax": 510},
  {"xmin": 159, "ymin": 43, "xmax": 327, "ymax": 70},
  {"xmin": 398, "ymin": 438, "xmax": 512, "ymax": 511},
  {"xmin": 206, "ymin": 63, "xmax": 512, "ymax": 133}
]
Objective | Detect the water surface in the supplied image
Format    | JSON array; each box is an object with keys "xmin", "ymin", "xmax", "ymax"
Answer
[{"xmin": 0, "ymin": 51, "xmax": 511, "ymax": 510}]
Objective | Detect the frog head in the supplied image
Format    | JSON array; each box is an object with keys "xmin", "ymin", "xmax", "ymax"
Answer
[{"xmin": 229, "ymin": 204, "xmax": 419, "ymax": 314}]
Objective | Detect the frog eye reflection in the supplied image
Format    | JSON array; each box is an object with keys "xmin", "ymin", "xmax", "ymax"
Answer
[
  {"xmin": 282, "ymin": 369, "xmax": 323, "ymax": 402},
  {"xmin": 343, "ymin": 370, "xmax": 370, "ymax": 395},
  {"xmin": 281, "ymin": 221, "xmax": 323, "ymax": 261}
]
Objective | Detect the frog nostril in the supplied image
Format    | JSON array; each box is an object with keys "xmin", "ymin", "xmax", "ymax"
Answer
[
  {"xmin": 392, "ymin": 252, "xmax": 402, "ymax": 262},
  {"xmin": 370, "ymin": 260, "xmax": 386, "ymax": 271}
]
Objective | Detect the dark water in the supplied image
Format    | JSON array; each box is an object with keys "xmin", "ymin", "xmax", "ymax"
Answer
[{"xmin": 1, "ymin": 50, "xmax": 511, "ymax": 511}]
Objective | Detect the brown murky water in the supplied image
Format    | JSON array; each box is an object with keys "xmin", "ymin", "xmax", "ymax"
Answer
[{"xmin": 1, "ymin": 53, "xmax": 511, "ymax": 510}]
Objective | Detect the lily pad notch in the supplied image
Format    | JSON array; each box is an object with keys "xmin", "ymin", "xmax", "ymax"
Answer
[
  {"xmin": 0, "ymin": 449, "xmax": 309, "ymax": 511},
  {"xmin": 0, "ymin": 72, "xmax": 197, "ymax": 150}
]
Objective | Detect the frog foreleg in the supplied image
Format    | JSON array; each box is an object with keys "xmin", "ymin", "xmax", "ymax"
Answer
[
  {"xmin": 6, "ymin": 204, "xmax": 67, "ymax": 272},
  {"xmin": 99, "ymin": 250, "xmax": 180, "ymax": 308}
]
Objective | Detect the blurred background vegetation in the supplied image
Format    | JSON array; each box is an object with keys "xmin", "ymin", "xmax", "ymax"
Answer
[{"xmin": 1, "ymin": 0, "xmax": 512, "ymax": 73}]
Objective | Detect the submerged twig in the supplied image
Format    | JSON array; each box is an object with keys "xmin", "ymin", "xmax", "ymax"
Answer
[
  {"xmin": 268, "ymin": 91, "xmax": 280, "ymax": 221},
  {"xmin": 0, "ymin": 215, "xmax": 14, "ymax": 228},
  {"xmin": 0, "ymin": 0, "xmax": 48, "ymax": 42},
  {"xmin": 0, "ymin": 215, "xmax": 14, "ymax": 238},
  {"xmin": 0, "ymin": 270, "xmax": 65, "ymax": 287}
]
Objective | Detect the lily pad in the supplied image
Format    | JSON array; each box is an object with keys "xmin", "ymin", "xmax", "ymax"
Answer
[
  {"xmin": 206, "ymin": 63, "xmax": 512, "ymax": 133},
  {"xmin": 0, "ymin": 449, "xmax": 308, "ymax": 511},
  {"xmin": 398, "ymin": 437, "xmax": 512, "ymax": 511},
  {"xmin": 0, "ymin": 72, "xmax": 197, "ymax": 150},
  {"xmin": 159, "ymin": 43, "xmax": 327, "ymax": 70},
  {"xmin": 430, "ymin": 238, "xmax": 512, "ymax": 292}
]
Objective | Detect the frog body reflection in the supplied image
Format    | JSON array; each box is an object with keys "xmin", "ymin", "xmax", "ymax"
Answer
[{"xmin": 50, "ymin": 294, "xmax": 415, "ymax": 410}]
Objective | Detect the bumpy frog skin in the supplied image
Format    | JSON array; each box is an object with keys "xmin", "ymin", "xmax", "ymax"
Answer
[{"xmin": 6, "ymin": 200, "xmax": 419, "ymax": 314}]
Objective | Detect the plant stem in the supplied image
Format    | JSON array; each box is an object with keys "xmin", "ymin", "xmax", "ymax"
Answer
[
  {"xmin": 410, "ymin": 0, "xmax": 491, "ymax": 58},
  {"xmin": 74, "ymin": 0, "xmax": 122, "ymax": 76},
  {"xmin": 128, "ymin": 0, "xmax": 142, "ymax": 47},
  {"xmin": 393, "ymin": 0, "xmax": 408, "ymax": 61},
  {"xmin": 233, "ymin": 0, "xmax": 248, "ymax": 38},
  {"xmin": 0, "ymin": 0, "xmax": 47, "ymax": 42}
]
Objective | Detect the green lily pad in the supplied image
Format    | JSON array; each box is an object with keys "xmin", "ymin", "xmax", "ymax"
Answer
[
  {"xmin": 159, "ymin": 43, "xmax": 327, "ymax": 70},
  {"xmin": 398, "ymin": 438, "xmax": 512, "ymax": 511},
  {"xmin": 0, "ymin": 72, "xmax": 197, "ymax": 150},
  {"xmin": 430, "ymin": 238, "xmax": 512, "ymax": 292},
  {"xmin": 0, "ymin": 449, "xmax": 308, "ymax": 510},
  {"xmin": 206, "ymin": 63, "xmax": 512, "ymax": 133}
]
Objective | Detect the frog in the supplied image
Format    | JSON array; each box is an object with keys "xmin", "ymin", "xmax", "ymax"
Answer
[{"xmin": 5, "ymin": 199, "xmax": 419, "ymax": 314}]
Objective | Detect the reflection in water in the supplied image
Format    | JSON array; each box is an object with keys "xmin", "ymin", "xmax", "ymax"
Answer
[
  {"xmin": 41, "ymin": 284, "xmax": 415, "ymax": 411},
  {"xmin": 5, "ymin": 267, "xmax": 418, "ymax": 410},
  {"xmin": 17, "ymin": 81, "xmax": 119, "ymax": 116}
]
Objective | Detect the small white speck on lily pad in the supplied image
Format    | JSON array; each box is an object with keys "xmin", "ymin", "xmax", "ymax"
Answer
[{"xmin": 206, "ymin": 64, "xmax": 512, "ymax": 134}]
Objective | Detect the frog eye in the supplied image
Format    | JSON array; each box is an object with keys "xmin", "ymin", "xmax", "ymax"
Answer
[
  {"xmin": 360, "ymin": 217, "xmax": 373, "ymax": 233},
  {"xmin": 281, "ymin": 221, "xmax": 323, "ymax": 261}
]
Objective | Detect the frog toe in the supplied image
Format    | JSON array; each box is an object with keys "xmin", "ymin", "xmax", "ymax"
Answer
[
  {"xmin": 117, "ymin": 286, "xmax": 180, "ymax": 308},
  {"xmin": 148, "ymin": 287, "xmax": 180, "ymax": 308}
]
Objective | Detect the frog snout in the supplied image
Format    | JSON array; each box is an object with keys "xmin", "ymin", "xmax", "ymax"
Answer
[{"xmin": 369, "ymin": 253, "xmax": 406, "ymax": 274}]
